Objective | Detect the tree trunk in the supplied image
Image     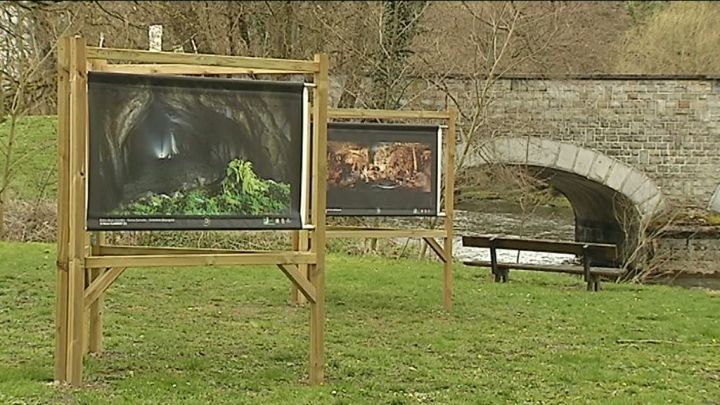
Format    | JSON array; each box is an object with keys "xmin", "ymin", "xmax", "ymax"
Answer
[{"xmin": 0, "ymin": 192, "xmax": 5, "ymax": 239}]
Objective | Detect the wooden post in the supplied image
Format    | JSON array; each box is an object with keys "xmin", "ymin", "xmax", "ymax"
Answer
[
  {"xmin": 65, "ymin": 36, "xmax": 89, "ymax": 385},
  {"xmin": 54, "ymin": 36, "xmax": 71, "ymax": 383},
  {"xmin": 309, "ymin": 53, "xmax": 328, "ymax": 385},
  {"xmin": 489, "ymin": 237, "xmax": 500, "ymax": 282},
  {"xmin": 89, "ymin": 232, "xmax": 106, "ymax": 353},
  {"xmin": 290, "ymin": 231, "xmax": 299, "ymax": 303},
  {"xmin": 290, "ymin": 90, "xmax": 314, "ymax": 306},
  {"xmin": 582, "ymin": 245, "xmax": 594, "ymax": 291},
  {"xmin": 442, "ymin": 108, "xmax": 457, "ymax": 310},
  {"xmin": 290, "ymin": 230, "xmax": 310, "ymax": 305}
]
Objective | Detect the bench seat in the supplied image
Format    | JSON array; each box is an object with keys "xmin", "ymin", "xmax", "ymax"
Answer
[{"xmin": 462, "ymin": 260, "xmax": 624, "ymax": 278}]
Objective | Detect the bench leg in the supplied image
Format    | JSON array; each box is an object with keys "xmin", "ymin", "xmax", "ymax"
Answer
[
  {"xmin": 586, "ymin": 275, "xmax": 600, "ymax": 291},
  {"xmin": 501, "ymin": 268, "xmax": 509, "ymax": 283},
  {"xmin": 493, "ymin": 272, "xmax": 501, "ymax": 283}
]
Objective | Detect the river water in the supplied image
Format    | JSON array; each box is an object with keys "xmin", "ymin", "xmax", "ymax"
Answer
[
  {"xmin": 449, "ymin": 199, "xmax": 720, "ymax": 291},
  {"xmin": 452, "ymin": 200, "xmax": 577, "ymax": 265}
]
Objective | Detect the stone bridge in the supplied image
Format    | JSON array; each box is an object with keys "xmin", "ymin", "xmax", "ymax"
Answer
[{"xmin": 457, "ymin": 75, "xmax": 720, "ymax": 266}]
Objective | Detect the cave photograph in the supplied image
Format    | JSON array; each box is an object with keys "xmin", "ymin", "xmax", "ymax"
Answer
[
  {"xmin": 86, "ymin": 72, "xmax": 306, "ymax": 230},
  {"xmin": 326, "ymin": 122, "xmax": 440, "ymax": 216}
]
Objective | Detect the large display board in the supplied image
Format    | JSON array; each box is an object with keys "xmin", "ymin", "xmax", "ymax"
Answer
[
  {"xmin": 326, "ymin": 122, "xmax": 441, "ymax": 216},
  {"xmin": 87, "ymin": 72, "xmax": 307, "ymax": 230}
]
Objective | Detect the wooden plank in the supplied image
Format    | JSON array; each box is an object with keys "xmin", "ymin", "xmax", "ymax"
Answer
[
  {"xmin": 309, "ymin": 53, "xmax": 329, "ymax": 386},
  {"xmin": 86, "ymin": 47, "xmax": 319, "ymax": 73},
  {"xmin": 442, "ymin": 107, "xmax": 457, "ymax": 310},
  {"xmin": 84, "ymin": 252, "xmax": 317, "ymax": 268},
  {"xmin": 462, "ymin": 260, "xmax": 624, "ymax": 277},
  {"xmin": 291, "ymin": 87, "xmax": 314, "ymax": 305},
  {"xmin": 422, "ymin": 237, "xmax": 447, "ymax": 262},
  {"xmin": 490, "ymin": 244, "xmax": 500, "ymax": 282},
  {"xmin": 276, "ymin": 264, "xmax": 316, "ymax": 304},
  {"xmin": 54, "ymin": 35, "xmax": 71, "ymax": 383},
  {"xmin": 289, "ymin": 231, "xmax": 301, "ymax": 305},
  {"xmin": 87, "ymin": 267, "xmax": 105, "ymax": 354},
  {"xmin": 462, "ymin": 235, "xmax": 616, "ymax": 256},
  {"xmin": 289, "ymin": 231, "xmax": 310, "ymax": 306},
  {"xmin": 98, "ymin": 245, "xmax": 257, "ymax": 256},
  {"xmin": 328, "ymin": 108, "xmax": 450, "ymax": 120},
  {"xmin": 95, "ymin": 63, "xmax": 308, "ymax": 75},
  {"xmin": 327, "ymin": 229, "xmax": 446, "ymax": 239},
  {"xmin": 84, "ymin": 267, "xmax": 126, "ymax": 309},
  {"xmin": 66, "ymin": 35, "xmax": 88, "ymax": 386}
]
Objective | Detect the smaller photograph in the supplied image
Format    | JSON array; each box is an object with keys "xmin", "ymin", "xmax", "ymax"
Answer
[
  {"xmin": 326, "ymin": 122, "xmax": 441, "ymax": 217},
  {"xmin": 328, "ymin": 141, "xmax": 433, "ymax": 192}
]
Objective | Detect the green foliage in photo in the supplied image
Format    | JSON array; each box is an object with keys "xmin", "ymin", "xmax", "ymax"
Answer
[{"xmin": 115, "ymin": 159, "xmax": 290, "ymax": 216}]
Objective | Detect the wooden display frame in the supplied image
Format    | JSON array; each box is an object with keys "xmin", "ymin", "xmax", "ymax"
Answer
[
  {"xmin": 54, "ymin": 36, "xmax": 329, "ymax": 386},
  {"xmin": 290, "ymin": 107, "xmax": 457, "ymax": 310}
]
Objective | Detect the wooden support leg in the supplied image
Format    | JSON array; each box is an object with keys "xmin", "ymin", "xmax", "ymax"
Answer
[
  {"xmin": 582, "ymin": 245, "xmax": 594, "ymax": 292},
  {"xmin": 308, "ymin": 262, "xmax": 325, "ymax": 385},
  {"xmin": 89, "ymin": 232, "xmax": 106, "ymax": 354},
  {"xmin": 442, "ymin": 237, "xmax": 453, "ymax": 311},
  {"xmin": 54, "ymin": 263, "xmax": 69, "ymax": 382},
  {"xmin": 88, "ymin": 268, "xmax": 106, "ymax": 353},
  {"xmin": 421, "ymin": 237, "xmax": 452, "ymax": 310},
  {"xmin": 501, "ymin": 268, "xmax": 509, "ymax": 283},
  {"xmin": 54, "ymin": 35, "xmax": 71, "ymax": 384},
  {"xmin": 489, "ymin": 242, "xmax": 500, "ymax": 283},
  {"xmin": 65, "ymin": 259, "xmax": 86, "ymax": 385},
  {"xmin": 82, "ymin": 269, "xmax": 91, "ymax": 356},
  {"xmin": 65, "ymin": 36, "xmax": 88, "ymax": 386},
  {"xmin": 290, "ymin": 230, "xmax": 309, "ymax": 306}
]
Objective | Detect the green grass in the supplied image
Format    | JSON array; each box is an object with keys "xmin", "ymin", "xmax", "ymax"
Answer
[
  {"xmin": 1, "ymin": 242, "xmax": 718, "ymax": 404},
  {"xmin": 0, "ymin": 115, "xmax": 58, "ymax": 201}
]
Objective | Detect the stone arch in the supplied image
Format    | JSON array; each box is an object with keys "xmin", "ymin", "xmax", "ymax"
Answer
[
  {"xmin": 463, "ymin": 137, "xmax": 667, "ymax": 263},
  {"xmin": 709, "ymin": 185, "xmax": 720, "ymax": 213}
]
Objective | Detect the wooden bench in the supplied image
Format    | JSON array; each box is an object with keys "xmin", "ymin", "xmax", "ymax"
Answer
[{"xmin": 461, "ymin": 235, "xmax": 624, "ymax": 291}]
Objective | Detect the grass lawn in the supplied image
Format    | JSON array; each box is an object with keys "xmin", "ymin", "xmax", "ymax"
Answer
[
  {"xmin": 1, "ymin": 242, "xmax": 718, "ymax": 404},
  {"xmin": 0, "ymin": 115, "xmax": 58, "ymax": 202}
]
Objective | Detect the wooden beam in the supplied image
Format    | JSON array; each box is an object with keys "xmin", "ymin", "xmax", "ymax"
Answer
[
  {"xmin": 54, "ymin": 35, "xmax": 71, "ymax": 383},
  {"xmin": 462, "ymin": 260, "xmax": 623, "ymax": 278},
  {"xmin": 84, "ymin": 252, "xmax": 317, "ymax": 268},
  {"xmin": 276, "ymin": 265, "xmax": 316, "ymax": 304},
  {"xmin": 98, "ymin": 245, "xmax": 258, "ymax": 256},
  {"xmin": 88, "ymin": 232, "xmax": 106, "ymax": 354},
  {"xmin": 66, "ymin": 35, "xmax": 88, "ymax": 386},
  {"xmin": 326, "ymin": 229, "xmax": 446, "ymax": 239},
  {"xmin": 84, "ymin": 267, "xmax": 126, "ymax": 309},
  {"xmin": 87, "ymin": 268, "xmax": 104, "ymax": 353},
  {"xmin": 442, "ymin": 107, "xmax": 457, "ymax": 310},
  {"xmin": 86, "ymin": 47, "xmax": 319, "ymax": 73},
  {"xmin": 328, "ymin": 108, "xmax": 450, "ymax": 120},
  {"xmin": 289, "ymin": 231, "xmax": 310, "ymax": 306},
  {"xmin": 93, "ymin": 63, "xmax": 308, "ymax": 75},
  {"xmin": 309, "ymin": 53, "xmax": 329, "ymax": 386},
  {"xmin": 461, "ymin": 235, "xmax": 617, "ymax": 257},
  {"xmin": 422, "ymin": 237, "xmax": 448, "ymax": 263}
]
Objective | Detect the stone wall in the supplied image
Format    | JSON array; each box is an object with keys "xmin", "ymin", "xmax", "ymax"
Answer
[
  {"xmin": 459, "ymin": 77, "xmax": 720, "ymax": 208},
  {"xmin": 655, "ymin": 236, "xmax": 720, "ymax": 275}
]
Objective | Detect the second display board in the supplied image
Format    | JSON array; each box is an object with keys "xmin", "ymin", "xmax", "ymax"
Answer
[{"xmin": 326, "ymin": 122, "xmax": 442, "ymax": 216}]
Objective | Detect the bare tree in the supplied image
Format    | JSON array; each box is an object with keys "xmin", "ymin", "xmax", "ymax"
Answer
[
  {"xmin": 417, "ymin": 2, "xmax": 570, "ymax": 170},
  {"xmin": 0, "ymin": 2, "xmax": 74, "ymax": 237}
]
